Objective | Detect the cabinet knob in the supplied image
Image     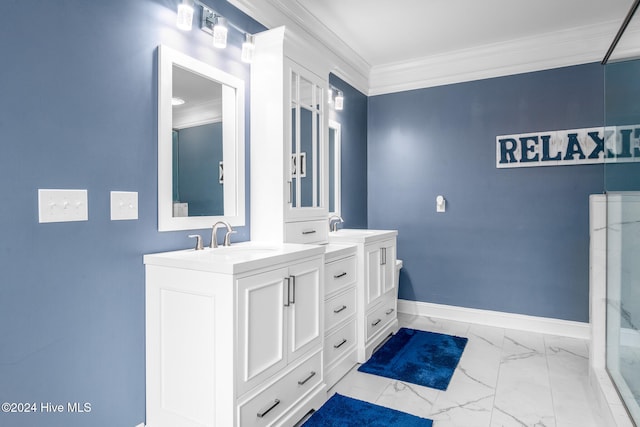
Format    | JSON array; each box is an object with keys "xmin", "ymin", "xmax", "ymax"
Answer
[
  {"xmin": 333, "ymin": 272, "xmax": 347, "ymax": 279},
  {"xmin": 371, "ymin": 318, "xmax": 381, "ymax": 327}
]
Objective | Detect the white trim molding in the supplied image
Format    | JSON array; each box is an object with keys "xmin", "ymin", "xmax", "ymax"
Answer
[
  {"xmin": 227, "ymin": 0, "xmax": 370, "ymax": 94},
  {"xmin": 398, "ymin": 299, "xmax": 590, "ymax": 340},
  {"xmin": 369, "ymin": 20, "xmax": 624, "ymax": 95},
  {"xmin": 227, "ymin": 1, "xmax": 640, "ymax": 96}
]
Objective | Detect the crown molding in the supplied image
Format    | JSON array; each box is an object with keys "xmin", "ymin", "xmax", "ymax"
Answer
[
  {"xmin": 369, "ymin": 20, "xmax": 626, "ymax": 95},
  {"xmin": 229, "ymin": 1, "xmax": 640, "ymax": 96},
  {"xmin": 227, "ymin": 0, "xmax": 370, "ymax": 94}
]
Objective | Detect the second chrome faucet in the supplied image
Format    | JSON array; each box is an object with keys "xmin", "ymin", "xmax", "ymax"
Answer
[{"xmin": 211, "ymin": 221, "xmax": 236, "ymax": 248}]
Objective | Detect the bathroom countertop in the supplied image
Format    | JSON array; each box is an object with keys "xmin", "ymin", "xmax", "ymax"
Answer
[{"xmin": 144, "ymin": 241, "xmax": 325, "ymax": 275}]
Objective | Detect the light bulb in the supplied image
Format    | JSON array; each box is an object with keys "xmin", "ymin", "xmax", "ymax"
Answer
[
  {"xmin": 241, "ymin": 34, "xmax": 255, "ymax": 63},
  {"xmin": 213, "ymin": 16, "xmax": 228, "ymax": 49},
  {"xmin": 176, "ymin": 0, "xmax": 194, "ymax": 31},
  {"xmin": 334, "ymin": 91, "xmax": 344, "ymax": 110}
]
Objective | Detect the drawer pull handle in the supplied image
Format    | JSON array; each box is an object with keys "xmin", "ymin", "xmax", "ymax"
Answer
[
  {"xmin": 385, "ymin": 308, "xmax": 395, "ymax": 315},
  {"xmin": 371, "ymin": 318, "xmax": 381, "ymax": 327},
  {"xmin": 333, "ymin": 272, "xmax": 347, "ymax": 279},
  {"xmin": 333, "ymin": 305, "xmax": 347, "ymax": 314},
  {"xmin": 302, "ymin": 229, "xmax": 317, "ymax": 235},
  {"xmin": 297, "ymin": 371, "xmax": 316, "ymax": 386},
  {"xmin": 257, "ymin": 399, "xmax": 280, "ymax": 418},
  {"xmin": 334, "ymin": 338, "xmax": 347, "ymax": 349}
]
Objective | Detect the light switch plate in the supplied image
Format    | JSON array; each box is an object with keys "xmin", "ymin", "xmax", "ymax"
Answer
[
  {"xmin": 110, "ymin": 191, "xmax": 138, "ymax": 221},
  {"xmin": 38, "ymin": 189, "xmax": 88, "ymax": 223}
]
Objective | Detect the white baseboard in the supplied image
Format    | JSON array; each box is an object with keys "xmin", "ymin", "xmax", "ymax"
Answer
[{"xmin": 398, "ymin": 299, "xmax": 590, "ymax": 340}]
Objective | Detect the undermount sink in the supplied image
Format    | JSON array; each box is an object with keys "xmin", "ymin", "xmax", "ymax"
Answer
[{"xmin": 143, "ymin": 241, "xmax": 324, "ymax": 274}]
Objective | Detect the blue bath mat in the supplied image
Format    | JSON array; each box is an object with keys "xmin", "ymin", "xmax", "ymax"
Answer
[
  {"xmin": 358, "ymin": 327, "xmax": 467, "ymax": 390},
  {"xmin": 302, "ymin": 393, "xmax": 433, "ymax": 426}
]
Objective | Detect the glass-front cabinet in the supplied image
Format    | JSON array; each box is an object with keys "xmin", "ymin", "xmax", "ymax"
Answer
[
  {"xmin": 288, "ymin": 61, "xmax": 325, "ymax": 217},
  {"xmin": 250, "ymin": 27, "xmax": 329, "ymax": 244}
]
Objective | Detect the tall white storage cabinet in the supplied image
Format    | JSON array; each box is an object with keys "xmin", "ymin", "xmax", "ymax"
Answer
[
  {"xmin": 328, "ymin": 230, "xmax": 399, "ymax": 362},
  {"xmin": 144, "ymin": 244, "xmax": 326, "ymax": 427},
  {"xmin": 250, "ymin": 26, "xmax": 329, "ymax": 244}
]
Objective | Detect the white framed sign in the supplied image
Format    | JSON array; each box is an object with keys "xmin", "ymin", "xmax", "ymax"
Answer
[{"xmin": 496, "ymin": 125, "xmax": 640, "ymax": 168}]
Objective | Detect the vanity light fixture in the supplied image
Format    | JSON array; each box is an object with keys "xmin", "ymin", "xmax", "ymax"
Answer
[
  {"xmin": 334, "ymin": 90, "xmax": 344, "ymax": 111},
  {"xmin": 328, "ymin": 86, "xmax": 345, "ymax": 110},
  {"xmin": 171, "ymin": 97, "xmax": 185, "ymax": 106},
  {"xmin": 212, "ymin": 16, "xmax": 228, "ymax": 48},
  {"xmin": 176, "ymin": 0, "xmax": 194, "ymax": 31},
  {"xmin": 241, "ymin": 33, "xmax": 255, "ymax": 63},
  {"xmin": 177, "ymin": 2, "xmax": 255, "ymax": 62}
]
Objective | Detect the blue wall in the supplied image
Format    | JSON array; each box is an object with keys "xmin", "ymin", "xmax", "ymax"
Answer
[
  {"xmin": 329, "ymin": 74, "xmax": 369, "ymax": 228},
  {"xmin": 0, "ymin": 1, "xmax": 262, "ymax": 426},
  {"xmin": 368, "ymin": 64, "xmax": 605, "ymax": 322},
  {"xmin": 604, "ymin": 58, "xmax": 640, "ymax": 191}
]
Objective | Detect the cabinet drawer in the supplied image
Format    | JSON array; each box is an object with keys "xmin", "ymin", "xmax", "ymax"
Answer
[
  {"xmin": 324, "ymin": 319, "xmax": 356, "ymax": 367},
  {"xmin": 325, "ymin": 255, "xmax": 356, "ymax": 295},
  {"xmin": 239, "ymin": 352, "xmax": 322, "ymax": 427},
  {"xmin": 285, "ymin": 220, "xmax": 328, "ymax": 244},
  {"xmin": 365, "ymin": 298, "xmax": 397, "ymax": 341},
  {"xmin": 324, "ymin": 287, "xmax": 356, "ymax": 331}
]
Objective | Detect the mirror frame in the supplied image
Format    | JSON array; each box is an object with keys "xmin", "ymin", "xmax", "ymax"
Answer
[
  {"xmin": 157, "ymin": 45, "xmax": 245, "ymax": 231},
  {"xmin": 328, "ymin": 119, "xmax": 342, "ymax": 217}
]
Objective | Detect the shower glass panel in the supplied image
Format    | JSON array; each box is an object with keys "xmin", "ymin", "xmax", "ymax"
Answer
[{"xmin": 604, "ymin": 5, "xmax": 640, "ymax": 423}]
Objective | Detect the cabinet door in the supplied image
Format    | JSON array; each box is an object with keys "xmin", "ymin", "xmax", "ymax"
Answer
[
  {"xmin": 364, "ymin": 244, "xmax": 383, "ymax": 307},
  {"xmin": 286, "ymin": 59, "xmax": 327, "ymax": 221},
  {"xmin": 237, "ymin": 267, "xmax": 289, "ymax": 395},
  {"xmin": 287, "ymin": 258, "xmax": 322, "ymax": 363},
  {"xmin": 381, "ymin": 241, "xmax": 397, "ymax": 294}
]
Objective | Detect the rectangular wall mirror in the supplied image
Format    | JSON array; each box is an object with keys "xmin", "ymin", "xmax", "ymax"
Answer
[
  {"xmin": 328, "ymin": 119, "xmax": 341, "ymax": 216},
  {"xmin": 157, "ymin": 45, "xmax": 245, "ymax": 231}
]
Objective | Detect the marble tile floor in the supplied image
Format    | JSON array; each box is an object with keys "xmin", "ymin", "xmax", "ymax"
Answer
[{"xmin": 328, "ymin": 313, "xmax": 605, "ymax": 427}]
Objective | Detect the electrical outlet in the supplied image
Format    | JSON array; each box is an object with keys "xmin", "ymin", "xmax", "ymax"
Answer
[
  {"xmin": 38, "ymin": 189, "xmax": 88, "ymax": 223},
  {"xmin": 111, "ymin": 191, "xmax": 138, "ymax": 221}
]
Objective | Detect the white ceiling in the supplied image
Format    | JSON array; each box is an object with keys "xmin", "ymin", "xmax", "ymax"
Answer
[
  {"xmin": 294, "ymin": 0, "xmax": 633, "ymax": 67},
  {"xmin": 230, "ymin": 0, "xmax": 639, "ymax": 94}
]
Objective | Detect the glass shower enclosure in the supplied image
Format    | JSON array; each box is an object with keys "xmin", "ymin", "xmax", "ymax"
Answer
[{"xmin": 604, "ymin": 1, "xmax": 640, "ymax": 423}]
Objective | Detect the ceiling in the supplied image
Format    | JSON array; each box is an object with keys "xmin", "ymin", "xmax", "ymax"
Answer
[
  {"xmin": 294, "ymin": 0, "xmax": 633, "ymax": 67},
  {"xmin": 230, "ymin": 0, "xmax": 639, "ymax": 94}
]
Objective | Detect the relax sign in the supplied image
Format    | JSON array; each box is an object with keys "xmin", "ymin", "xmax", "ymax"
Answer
[{"xmin": 496, "ymin": 125, "xmax": 640, "ymax": 168}]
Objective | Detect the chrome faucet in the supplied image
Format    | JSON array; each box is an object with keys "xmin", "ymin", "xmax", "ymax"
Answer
[
  {"xmin": 188, "ymin": 234, "xmax": 204, "ymax": 250},
  {"xmin": 328, "ymin": 215, "xmax": 344, "ymax": 232},
  {"xmin": 210, "ymin": 221, "xmax": 235, "ymax": 248}
]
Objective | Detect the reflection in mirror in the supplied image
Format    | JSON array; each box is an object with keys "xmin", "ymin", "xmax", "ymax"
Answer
[
  {"xmin": 172, "ymin": 66, "xmax": 224, "ymax": 217},
  {"xmin": 158, "ymin": 45, "xmax": 245, "ymax": 231},
  {"xmin": 328, "ymin": 120, "xmax": 341, "ymax": 216}
]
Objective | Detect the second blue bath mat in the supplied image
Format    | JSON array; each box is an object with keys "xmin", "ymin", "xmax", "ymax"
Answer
[{"xmin": 358, "ymin": 327, "xmax": 468, "ymax": 390}]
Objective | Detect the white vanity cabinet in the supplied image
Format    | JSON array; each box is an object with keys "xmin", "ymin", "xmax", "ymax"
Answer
[
  {"xmin": 323, "ymin": 244, "xmax": 358, "ymax": 388},
  {"xmin": 250, "ymin": 26, "xmax": 329, "ymax": 245},
  {"xmin": 328, "ymin": 230, "xmax": 399, "ymax": 362},
  {"xmin": 144, "ymin": 243, "xmax": 326, "ymax": 427}
]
